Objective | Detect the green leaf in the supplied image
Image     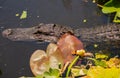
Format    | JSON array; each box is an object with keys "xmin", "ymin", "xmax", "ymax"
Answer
[
  {"xmin": 36, "ymin": 75, "xmax": 43, "ymax": 78},
  {"xmin": 44, "ymin": 71, "xmax": 51, "ymax": 76},
  {"xmin": 104, "ymin": 0, "xmax": 120, "ymax": 7},
  {"xmin": 101, "ymin": 0, "xmax": 120, "ymax": 23},
  {"xmin": 71, "ymin": 67, "xmax": 87, "ymax": 76},
  {"xmin": 66, "ymin": 56, "xmax": 80, "ymax": 77},
  {"xmin": 94, "ymin": 60, "xmax": 107, "ymax": 67},
  {"xmin": 116, "ymin": 10, "xmax": 120, "ymax": 17},
  {"xmin": 87, "ymin": 66, "xmax": 120, "ymax": 78},
  {"xmin": 43, "ymin": 68, "xmax": 60, "ymax": 77},
  {"xmin": 95, "ymin": 53, "xmax": 108, "ymax": 60},
  {"xmin": 19, "ymin": 76, "xmax": 35, "ymax": 78},
  {"xmin": 104, "ymin": 0, "xmax": 113, "ymax": 6},
  {"xmin": 102, "ymin": 7, "xmax": 117, "ymax": 13},
  {"xmin": 20, "ymin": 10, "xmax": 27, "ymax": 19},
  {"xmin": 49, "ymin": 68, "xmax": 59, "ymax": 76},
  {"xmin": 89, "ymin": 58, "xmax": 107, "ymax": 67}
]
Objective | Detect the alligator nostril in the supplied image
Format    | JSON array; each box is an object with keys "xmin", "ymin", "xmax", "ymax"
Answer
[{"xmin": 2, "ymin": 29, "xmax": 12, "ymax": 37}]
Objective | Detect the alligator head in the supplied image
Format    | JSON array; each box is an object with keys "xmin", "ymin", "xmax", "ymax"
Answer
[{"xmin": 2, "ymin": 23, "xmax": 74, "ymax": 42}]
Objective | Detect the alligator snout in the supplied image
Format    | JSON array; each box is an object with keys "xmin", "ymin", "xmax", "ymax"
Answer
[{"xmin": 2, "ymin": 29, "xmax": 13, "ymax": 38}]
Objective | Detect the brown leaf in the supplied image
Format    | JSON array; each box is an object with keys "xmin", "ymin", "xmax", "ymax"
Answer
[{"xmin": 57, "ymin": 33, "xmax": 84, "ymax": 63}]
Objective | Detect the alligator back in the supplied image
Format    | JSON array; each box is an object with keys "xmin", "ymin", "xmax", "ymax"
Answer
[{"xmin": 75, "ymin": 24, "xmax": 120, "ymax": 42}]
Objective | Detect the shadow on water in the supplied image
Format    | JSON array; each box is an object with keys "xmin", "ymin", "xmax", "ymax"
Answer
[
  {"xmin": 62, "ymin": 0, "xmax": 72, "ymax": 10},
  {"xmin": 0, "ymin": 0, "xmax": 7, "ymax": 6},
  {"xmin": 0, "ymin": 0, "xmax": 118, "ymax": 78}
]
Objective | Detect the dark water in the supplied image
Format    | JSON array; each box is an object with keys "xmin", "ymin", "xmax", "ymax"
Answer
[{"xmin": 0, "ymin": 0, "xmax": 108, "ymax": 78}]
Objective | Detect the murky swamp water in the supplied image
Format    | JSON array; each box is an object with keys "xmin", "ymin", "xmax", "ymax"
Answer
[{"xmin": 0, "ymin": 0, "xmax": 109, "ymax": 78}]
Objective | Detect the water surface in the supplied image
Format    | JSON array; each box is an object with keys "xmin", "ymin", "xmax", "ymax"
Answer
[{"xmin": 0, "ymin": 0, "xmax": 107, "ymax": 78}]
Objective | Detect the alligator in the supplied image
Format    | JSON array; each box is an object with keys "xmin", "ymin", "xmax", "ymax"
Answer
[{"xmin": 2, "ymin": 23, "xmax": 120, "ymax": 48}]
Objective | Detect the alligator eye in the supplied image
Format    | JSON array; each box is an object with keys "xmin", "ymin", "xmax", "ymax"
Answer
[{"xmin": 33, "ymin": 30, "xmax": 42, "ymax": 35}]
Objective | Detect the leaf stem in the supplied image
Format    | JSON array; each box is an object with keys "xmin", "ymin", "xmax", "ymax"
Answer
[{"xmin": 66, "ymin": 56, "xmax": 79, "ymax": 78}]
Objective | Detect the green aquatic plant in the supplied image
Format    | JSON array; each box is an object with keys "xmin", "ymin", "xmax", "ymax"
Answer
[
  {"xmin": 20, "ymin": 56, "xmax": 120, "ymax": 78},
  {"xmin": 89, "ymin": 58, "xmax": 107, "ymax": 67},
  {"xmin": 87, "ymin": 66, "xmax": 120, "ymax": 78},
  {"xmin": 35, "ymin": 68, "xmax": 60, "ymax": 78},
  {"xmin": 20, "ymin": 68, "xmax": 60, "ymax": 78},
  {"xmin": 19, "ymin": 34, "xmax": 120, "ymax": 78},
  {"xmin": 97, "ymin": 0, "xmax": 120, "ymax": 23},
  {"xmin": 66, "ymin": 56, "xmax": 80, "ymax": 78}
]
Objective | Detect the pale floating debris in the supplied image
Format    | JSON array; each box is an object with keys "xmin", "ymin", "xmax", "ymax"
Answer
[
  {"xmin": 20, "ymin": 10, "xmax": 27, "ymax": 19},
  {"xmin": 92, "ymin": 0, "xmax": 96, "ymax": 3},
  {"xmin": 83, "ymin": 19, "xmax": 87, "ymax": 23},
  {"xmin": 15, "ymin": 13, "xmax": 19, "ymax": 17},
  {"xmin": 94, "ymin": 44, "xmax": 98, "ymax": 48},
  {"xmin": 37, "ymin": 16, "xmax": 40, "ymax": 18}
]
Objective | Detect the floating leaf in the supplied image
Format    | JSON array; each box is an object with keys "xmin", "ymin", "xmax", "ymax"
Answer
[
  {"xmin": 95, "ymin": 53, "xmax": 108, "ymax": 60},
  {"xmin": 83, "ymin": 19, "xmax": 87, "ymax": 23},
  {"xmin": 89, "ymin": 58, "xmax": 107, "ymax": 67},
  {"xmin": 15, "ymin": 13, "xmax": 19, "ymax": 17},
  {"xmin": 20, "ymin": 10, "xmax": 27, "ymax": 19},
  {"xmin": 94, "ymin": 44, "xmax": 98, "ymax": 48}
]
